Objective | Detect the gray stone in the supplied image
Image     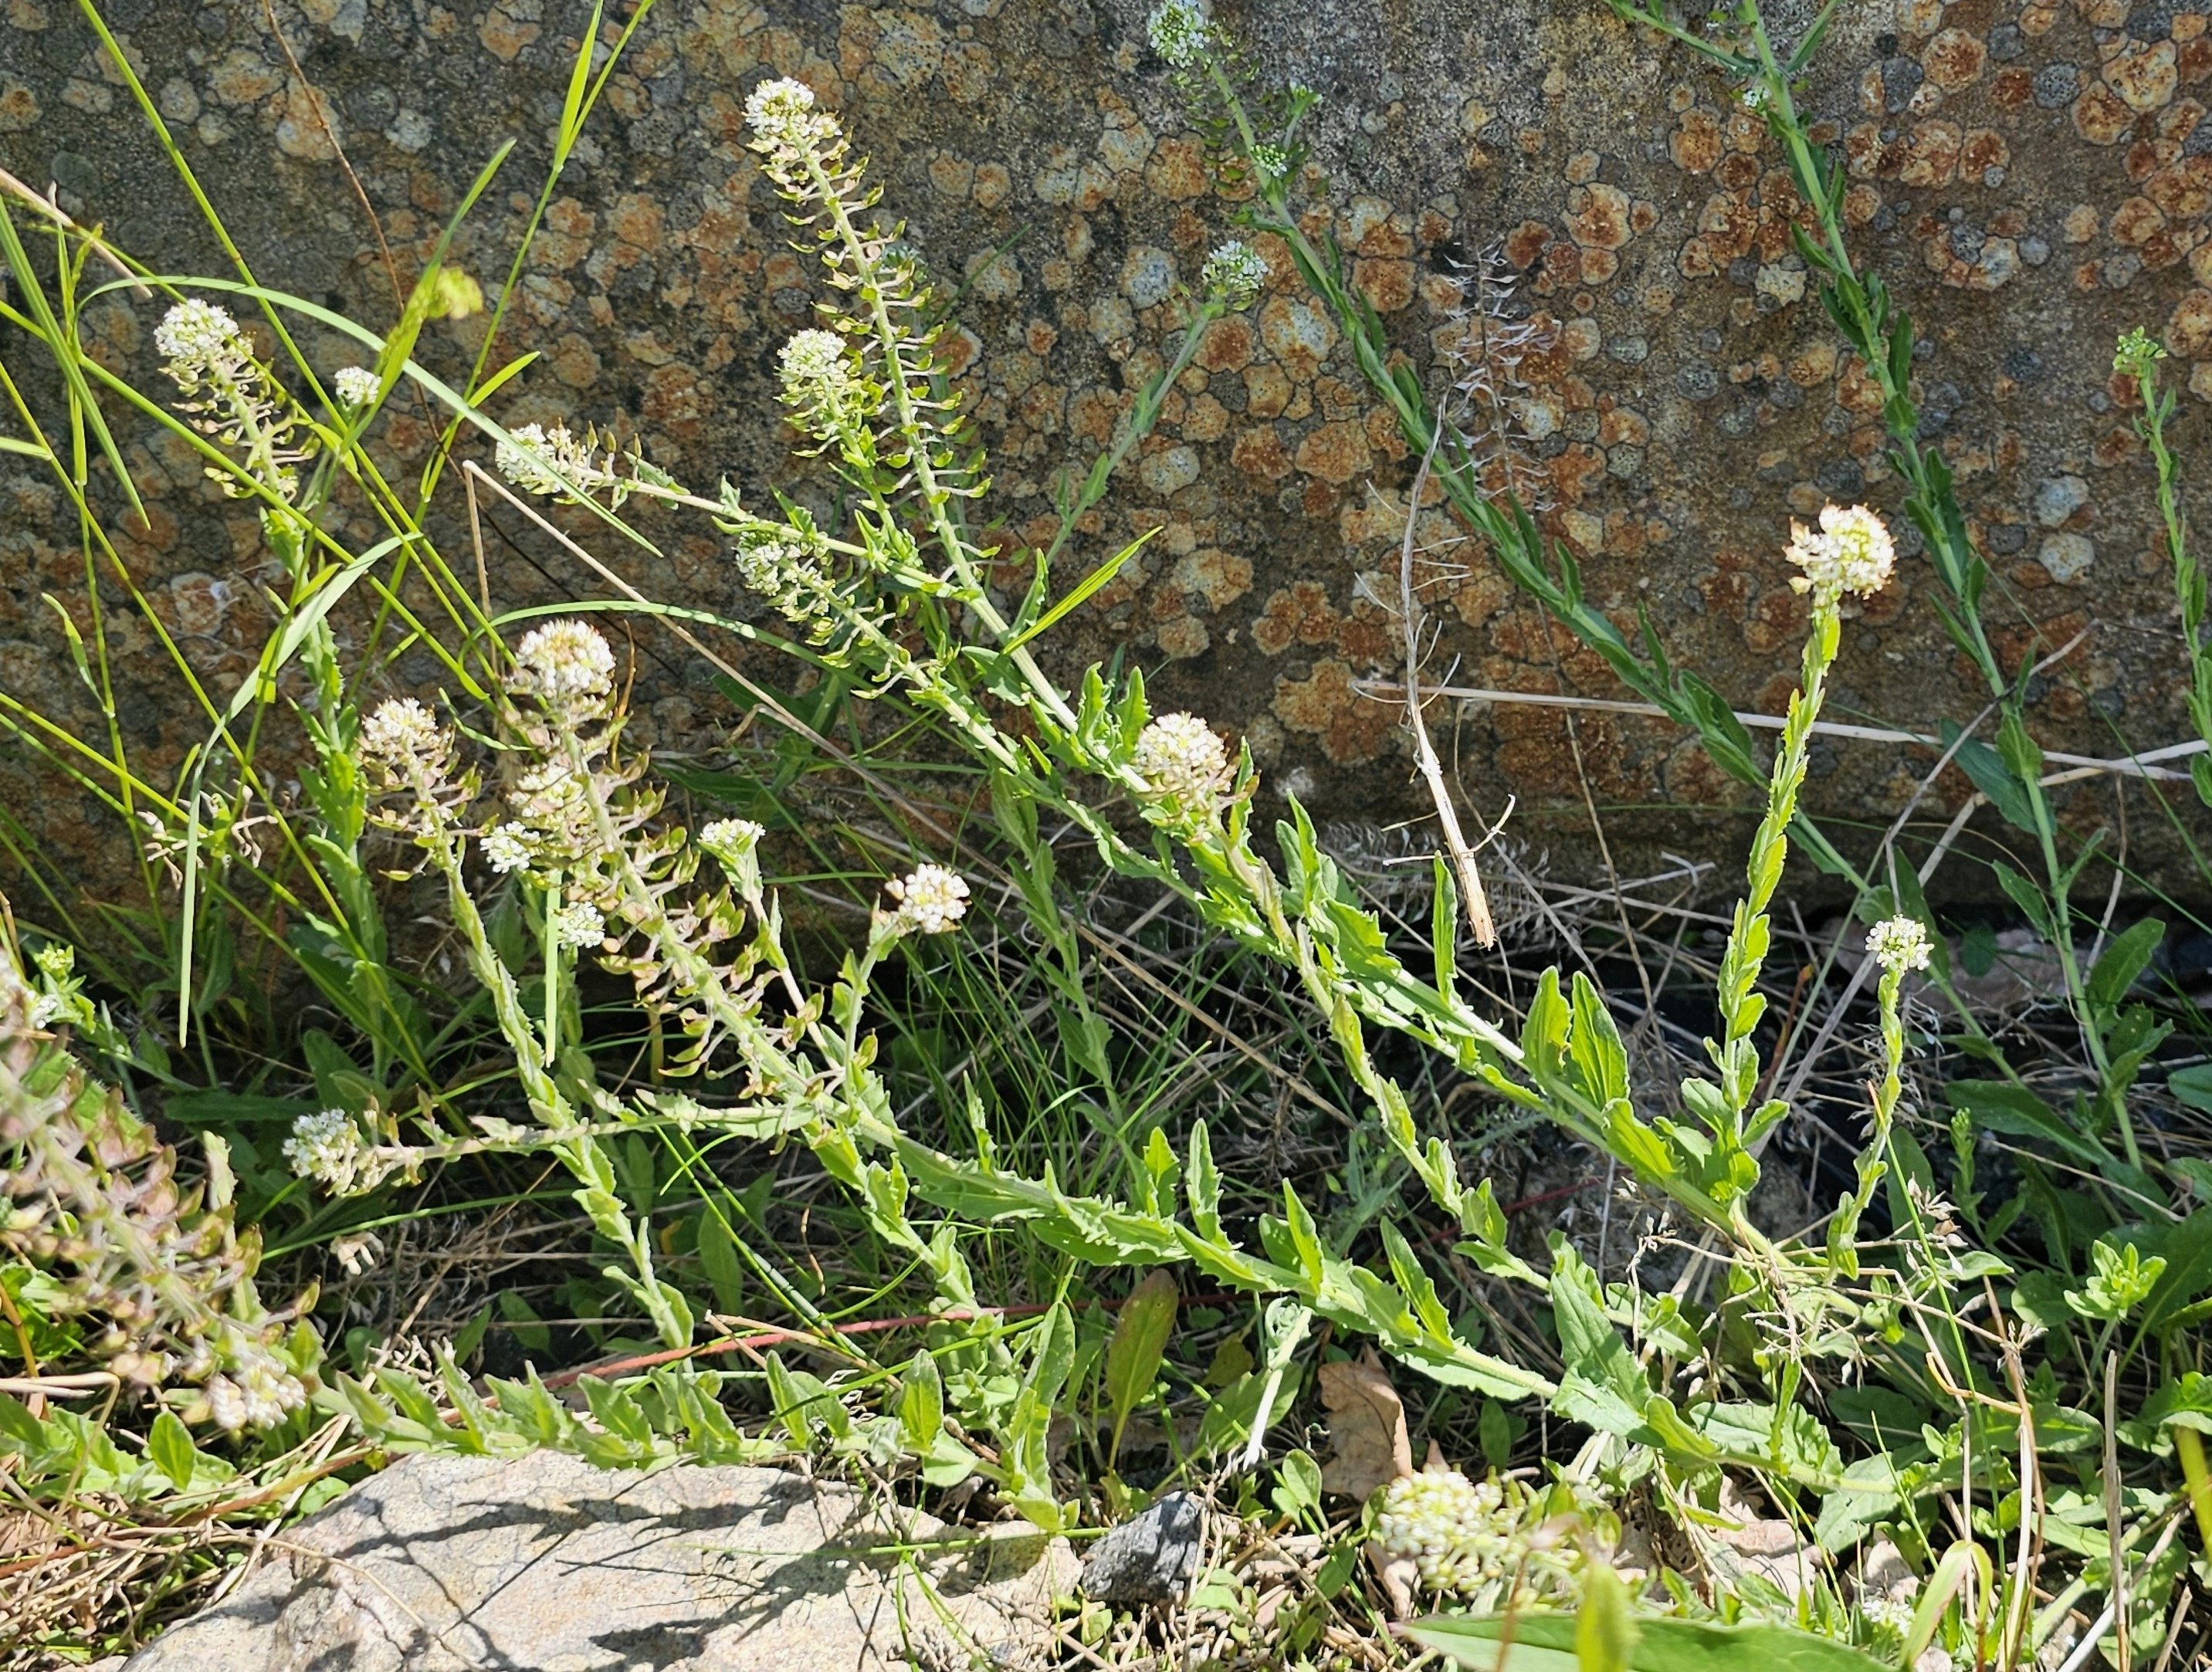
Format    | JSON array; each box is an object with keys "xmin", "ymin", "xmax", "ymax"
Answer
[
  {"xmin": 1076, "ymin": 1490, "xmax": 1203, "ymax": 1606},
  {"xmin": 120, "ymin": 1451, "xmax": 1076, "ymax": 1671},
  {"xmin": 2033, "ymin": 474, "xmax": 2090, "ymax": 528}
]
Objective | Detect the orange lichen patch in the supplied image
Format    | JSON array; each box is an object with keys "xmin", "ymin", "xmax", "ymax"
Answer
[
  {"xmin": 2072, "ymin": 82, "xmax": 2136, "ymax": 144},
  {"xmin": 1672, "ymin": 107, "xmax": 1724, "ymax": 172},
  {"xmin": 1251, "ymin": 581, "xmax": 1339, "ymax": 655},
  {"xmin": 642, "ymin": 364, "xmax": 710, "ymax": 442},
  {"xmin": 1194, "ymin": 316, "xmax": 1255, "ymax": 373},
  {"xmin": 1922, "ymin": 27, "xmax": 1987, "ymax": 90},
  {"xmin": 1258, "ymin": 296, "xmax": 1336, "ymax": 380},
  {"xmin": 1504, "ymin": 221, "xmax": 1552, "ymax": 269},
  {"xmin": 1272, "ymin": 658, "xmax": 1395, "ymax": 765},
  {"xmin": 1166, "ymin": 548, "xmax": 1253, "ymax": 611},
  {"xmin": 1230, "ymin": 426, "xmax": 1294, "ymax": 480},
  {"xmin": 2147, "ymin": 155, "xmax": 2212, "ymax": 215},
  {"xmin": 1961, "ymin": 128, "xmax": 2010, "ymax": 177},
  {"xmin": 1897, "ymin": 120, "xmax": 1963, "ymax": 186},
  {"xmin": 1145, "ymin": 136, "xmax": 1209, "ymax": 201},
  {"xmin": 1567, "ymin": 183, "xmax": 1634, "ymax": 250},
  {"xmin": 1354, "ymin": 259, "xmax": 1417, "ymax": 313},
  {"xmin": 2112, "ymin": 195, "xmax": 2169, "ymax": 245},
  {"xmin": 2168, "ymin": 287, "xmax": 2212, "ymax": 354},
  {"xmin": 1154, "ymin": 615, "xmax": 1210, "ymax": 659},
  {"xmin": 1743, "ymin": 586, "xmax": 1810, "ymax": 655},
  {"xmin": 1550, "ymin": 444, "xmax": 1607, "ymax": 506},
  {"xmin": 1069, "ymin": 388, "xmax": 1123, "ymax": 447},
  {"xmin": 1295, "ymin": 421, "xmax": 1374, "ymax": 484},
  {"xmin": 2108, "ymin": 40, "xmax": 2180, "ymax": 111},
  {"xmin": 1238, "ymin": 364, "xmax": 1290, "ymax": 420}
]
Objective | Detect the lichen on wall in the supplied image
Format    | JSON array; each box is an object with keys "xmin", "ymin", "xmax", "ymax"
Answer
[{"xmin": 2, "ymin": 0, "xmax": 2207, "ymax": 889}]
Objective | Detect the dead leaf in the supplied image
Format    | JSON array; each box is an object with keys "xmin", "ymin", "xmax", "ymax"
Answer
[
  {"xmin": 1367, "ymin": 1542, "xmax": 1418, "ymax": 1620},
  {"xmin": 1319, "ymin": 1351, "xmax": 1412, "ymax": 1501}
]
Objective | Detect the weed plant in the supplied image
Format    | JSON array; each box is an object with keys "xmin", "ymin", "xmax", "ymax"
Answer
[{"xmin": 1, "ymin": 1, "xmax": 2210, "ymax": 1669}]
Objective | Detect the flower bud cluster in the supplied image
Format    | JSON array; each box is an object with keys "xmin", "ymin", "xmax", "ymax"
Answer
[
  {"xmin": 513, "ymin": 618, "xmax": 618, "ymax": 706},
  {"xmin": 1375, "ymin": 1467, "xmax": 1580, "ymax": 1599},
  {"xmin": 332, "ymin": 365, "xmax": 383, "ymax": 409},
  {"xmin": 1132, "ymin": 712, "xmax": 1229, "ymax": 811}
]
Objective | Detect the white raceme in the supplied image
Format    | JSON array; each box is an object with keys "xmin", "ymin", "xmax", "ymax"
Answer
[
  {"xmin": 359, "ymin": 697, "xmax": 449, "ymax": 772},
  {"xmin": 332, "ymin": 365, "xmax": 383, "ymax": 408}
]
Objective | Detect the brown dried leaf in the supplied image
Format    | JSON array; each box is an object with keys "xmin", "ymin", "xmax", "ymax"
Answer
[{"xmin": 1318, "ymin": 1351, "xmax": 1412, "ymax": 1501}]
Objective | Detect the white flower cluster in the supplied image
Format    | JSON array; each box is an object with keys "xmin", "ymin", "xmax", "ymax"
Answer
[
  {"xmin": 509, "ymin": 758, "xmax": 594, "ymax": 856},
  {"xmin": 154, "ymin": 298, "xmax": 252, "ymax": 374},
  {"xmin": 733, "ymin": 531, "xmax": 837, "ymax": 628},
  {"xmin": 744, "ymin": 76, "xmax": 838, "ymax": 151},
  {"xmin": 496, "ymin": 422, "xmax": 618, "ymax": 500},
  {"xmin": 483, "ymin": 821, "xmax": 533, "ymax": 874},
  {"xmin": 203, "ymin": 1359, "xmax": 307, "ymax": 1433},
  {"xmin": 1147, "ymin": 0, "xmax": 1217, "ymax": 67},
  {"xmin": 1201, "ymin": 241, "xmax": 1267, "ymax": 309},
  {"xmin": 777, "ymin": 329, "xmax": 871, "ymax": 433},
  {"xmin": 332, "ymin": 365, "xmax": 383, "ymax": 408},
  {"xmin": 1133, "ymin": 712, "xmax": 1228, "ymax": 807},
  {"xmin": 699, "ymin": 817, "xmax": 765, "ymax": 866},
  {"xmin": 283, "ymin": 1107, "xmax": 367, "ymax": 1195},
  {"xmin": 359, "ymin": 697, "xmax": 449, "ymax": 775},
  {"xmin": 552, "ymin": 899, "xmax": 607, "ymax": 950},
  {"xmin": 513, "ymin": 618, "xmax": 616, "ymax": 701},
  {"xmin": 1376, "ymin": 1467, "xmax": 1572, "ymax": 1598},
  {"xmin": 1866, "ymin": 915, "xmax": 1932, "ymax": 976},
  {"xmin": 1786, "ymin": 503, "xmax": 1895, "ymax": 604},
  {"xmin": 886, "ymin": 863, "xmax": 971, "ymax": 935}
]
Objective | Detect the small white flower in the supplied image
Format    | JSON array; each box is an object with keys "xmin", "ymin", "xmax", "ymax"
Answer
[
  {"xmin": 1147, "ymin": 0, "xmax": 1215, "ymax": 68},
  {"xmin": 283, "ymin": 1108, "xmax": 365, "ymax": 1194},
  {"xmin": 1786, "ymin": 503, "xmax": 1896, "ymax": 604},
  {"xmin": 1866, "ymin": 915, "xmax": 1932, "ymax": 975},
  {"xmin": 552, "ymin": 899, "xmax": 606, "ymax": 950},
  {"xmin": 332, "ymin": 365, "xmax": 383, "ymax": 408},
  {"xmin": 699, "ymin": 817, "xmax": 765, "ymax": 865},
  {"xmin": 513, "ymin": 618, "xmax": 616, "ymax": 700},
  {"xmin": 886, "ymin": 864, "xmax": 971, "ymax": 935},
  {"xmin": 744, "ymin": 76, "xmax": 838, "ymax": 150},
  {"xmin": 482, "ymin": 822, "xmax": 532, "ymax": 873},
  {"xmin": 205, "ymin": 1374, "xmax": 247, "ymax": 1433},
  {"xmin": 154, "ymin": 298, "xmax": 250, "ymax": 370},
  {"xmin": 1201, "ymin": 240, "xmax": 1267, "ymax": 308},
  {"xmin": 358, "ymin": 697, "xmax": 449, "ymax": 774},
  {"xmin": 330, "ymin": 1231, "xmax": 384, "ymax": 1276},
  {"xmin": 1133, "ymin": 712, "xmax": 1229, "ymax": 806}
]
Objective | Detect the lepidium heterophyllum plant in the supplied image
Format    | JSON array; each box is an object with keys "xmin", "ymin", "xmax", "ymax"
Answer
[{"xmin": 269, "ymin": 67, "xmax": 1988, "ymax": 1573}]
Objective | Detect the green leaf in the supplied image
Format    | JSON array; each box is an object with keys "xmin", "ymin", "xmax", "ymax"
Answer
[
  {"xmin": 695, "ymin": 1210, "xmax": 747, "ymax": 1314},
  {"xmin": 1105, "ymin": 1269, "xmax": 1178, "ymax": 1462},
  {"xmin": 1577, "ymin": 1561, "xmax": 1640, "ymax": 1672},
  {"xmin": 898, "ymin": 1350, "xmax": 943, "ymax": 1455},
  {"xmin": 147, "ymin": 1409, "xmax": 198, "ymax": 1493},
  {"xmin": 498, "ymin": 1289, "xmax": 551, "ymax": 1354},
  {"xmin": 1410, "ymin": 1613, "xmax": 1892, "ymax": 1672},
  {"xmin": 2088, "ymin": 918, "xmax": 2163, "ymax": 1015}
]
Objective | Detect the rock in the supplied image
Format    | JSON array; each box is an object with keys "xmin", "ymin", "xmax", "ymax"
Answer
[
  {"xmin": 120, "ymin": 1451, "xmax": 1076, "ymax": 1671},
  {"xmin": 6, "ymin": 0, "xmax": 2212, "ymax": 895},
  {"xmin": 1077, "ymin": 1490, "xmax": 1204, "ymax": 1606}
]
